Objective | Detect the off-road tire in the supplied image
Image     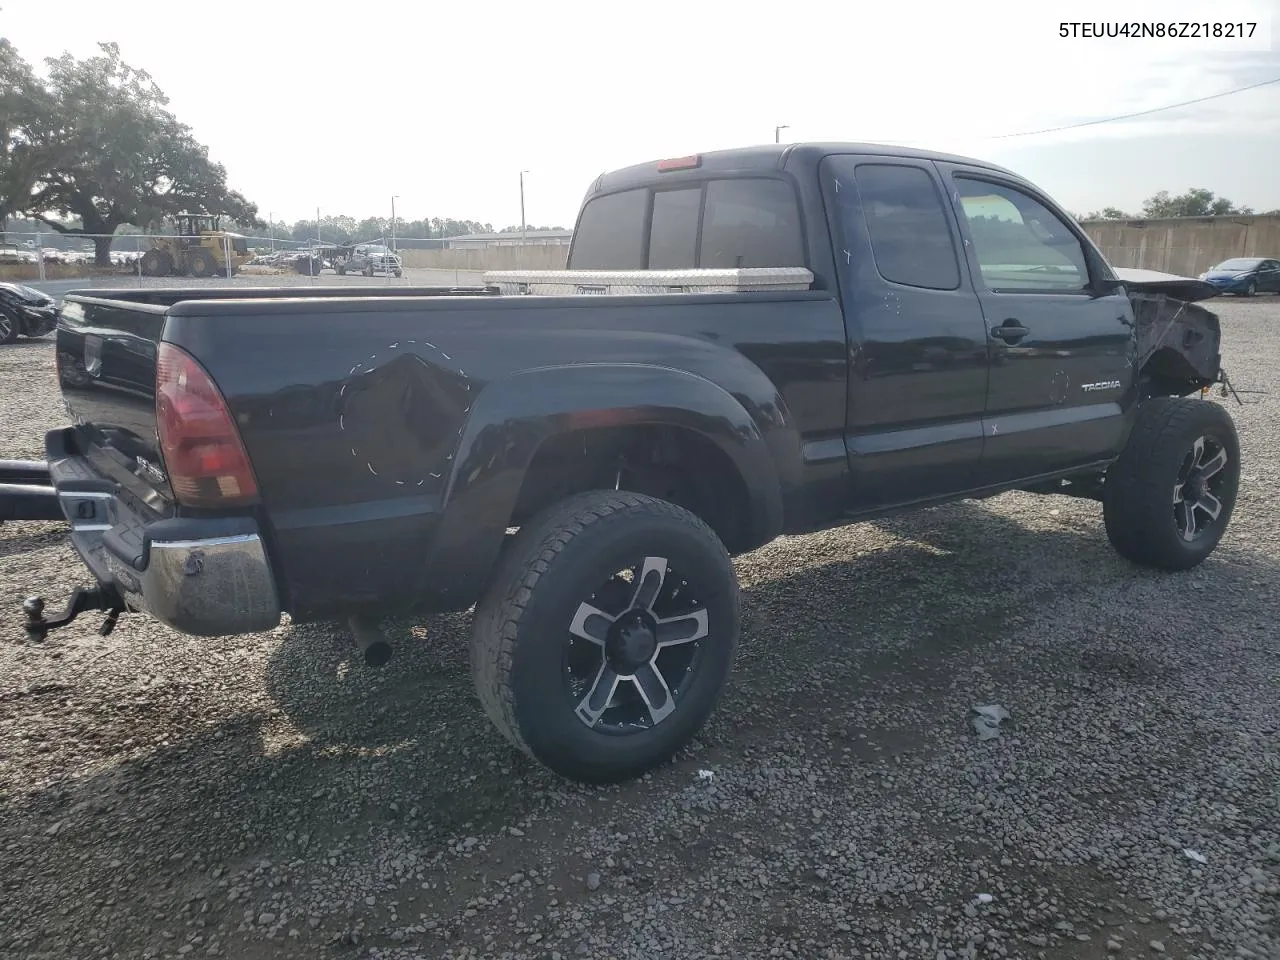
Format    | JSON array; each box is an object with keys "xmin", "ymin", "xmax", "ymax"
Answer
[
  {"xmin": 1103, "ymin": 396, "xmax": 1240, "ymax": 571},
  {"xmin": 188, "ymin": 250, "xmax": 215, "ymax": 278},
  {"xmin": 471, "ymin": 490, "xmax": 740, "ymax": 784},
  {"xmin": 139, "ymin": 249, "xmax": 170, "ymax": 277}
]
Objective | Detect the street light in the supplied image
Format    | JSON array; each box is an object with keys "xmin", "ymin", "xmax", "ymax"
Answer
[
  {"xmin": 519, "ymin": 170, "xmax": 529, "ymax": 246},
  {"xmin": 390, "ymin": 195, "xmax": 399, "ymax": 252},
  {"xmin": 775, "ymin": 124, "xmax": 790, "ymax": 144}
]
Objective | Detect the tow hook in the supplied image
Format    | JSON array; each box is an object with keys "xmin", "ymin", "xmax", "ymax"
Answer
[{"xmin": 21, "ymin": 587, "xmax": 125, "ymax": 643}]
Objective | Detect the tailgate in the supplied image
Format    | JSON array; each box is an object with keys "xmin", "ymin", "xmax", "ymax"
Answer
[{"xmin": 54, "ymin": 295, "xmax": 174, "ymax": 513}]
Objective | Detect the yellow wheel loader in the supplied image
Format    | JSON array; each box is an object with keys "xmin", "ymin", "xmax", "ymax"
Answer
[{"xmin": 138, "ymin": 214, "xmax": 251, "ymax": 278}]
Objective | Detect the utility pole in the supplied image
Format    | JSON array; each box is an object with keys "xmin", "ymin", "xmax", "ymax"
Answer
[
  {"xmin": 391, "ymin": 195, "xmax": 398, "ymax": 252},
  {"xmin": 268, "ymin": 211, "xmax": 275, "ymax": 252},
  {"xmin": 519, "ymin": 170, "xmax": 529, "ymax": 246},
  {"xmin": 775, "ymin": 124, "xmax": 789, "ymax": 143}
]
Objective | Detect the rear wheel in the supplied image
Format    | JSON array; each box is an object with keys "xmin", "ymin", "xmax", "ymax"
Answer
[
  {"xmin": 1103, "ymin": 397, "xmax": 1240, "ymax": 571},
  {"xmin": 471, "ymin": 491, "xmax": 740, "ymax": 784}
]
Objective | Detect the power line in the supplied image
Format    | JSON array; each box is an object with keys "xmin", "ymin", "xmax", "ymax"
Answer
[
  {"xmin": 983, "ymin": 75, "xmax": 1280, "ymax": 140},
  {"xmin": 840, "ymin": 74, "xmax": 1280, "ymax": 147}
]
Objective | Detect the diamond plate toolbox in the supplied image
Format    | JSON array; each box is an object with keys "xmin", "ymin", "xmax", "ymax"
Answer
[{"xmin": 482, "ymin": 267, "xmax": 815, "ymax": 296}]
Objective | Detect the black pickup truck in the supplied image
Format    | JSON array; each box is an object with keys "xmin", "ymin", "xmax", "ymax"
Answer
[{"xmin": 3, "ymin": 142, "xmax": 1240, "ymax": 784}]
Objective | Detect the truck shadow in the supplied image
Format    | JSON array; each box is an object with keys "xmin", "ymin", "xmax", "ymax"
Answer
[{"xmin": 3, "ymin": 497, "xmax": 1275, "ymax": 955}]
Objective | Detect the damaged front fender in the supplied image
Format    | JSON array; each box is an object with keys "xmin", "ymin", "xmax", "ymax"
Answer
[{"xmin": 1114, "ymin": 267, "xmax": 1223, "ymax": 395}]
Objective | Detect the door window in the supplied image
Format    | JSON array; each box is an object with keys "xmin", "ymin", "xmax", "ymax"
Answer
[
  {"xmin": 852, "ymin": 163, "xmax": 960, "ymax": 290},
  {"xmin": 954, "ymin": 178, "xmax": 1090, "ymax": 293}
]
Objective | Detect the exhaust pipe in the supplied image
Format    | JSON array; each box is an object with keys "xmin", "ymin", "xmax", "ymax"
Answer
[{"xmin": 348, "ymin": 615, "xmax": 392, "ymax": 667}]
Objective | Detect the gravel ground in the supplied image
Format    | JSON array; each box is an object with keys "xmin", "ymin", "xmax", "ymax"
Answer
[{"xmin": 1, "ymin": 296, "xmax": 1277, "ymax": 960}]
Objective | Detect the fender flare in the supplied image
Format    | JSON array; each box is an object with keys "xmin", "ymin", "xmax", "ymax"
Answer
[{"xmin": 417, "ymin": 363, "xmax": 789, "ymax": 608}]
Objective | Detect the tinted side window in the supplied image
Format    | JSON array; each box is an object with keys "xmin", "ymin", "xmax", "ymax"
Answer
[
  {"xmin": 854, "ymin": 164, "xmax": 960, "ymax": 290},
  {"xmin": 569, "ymin": 188, "xmax": 647, "ymax": 269},
  {"xmin": 954, "ymin": 178, "xmax": 1090, "ymax": 292},
  {"xmin": 648, "ymin": 188, "xmax": 701, "ymax": 269},
  {"xmin": 699, "ymin": 179, "xmax": 804, "ymax": 269}
]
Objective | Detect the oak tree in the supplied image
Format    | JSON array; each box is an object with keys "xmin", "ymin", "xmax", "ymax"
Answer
[{"xmin": 8, "ymin": 42, "xmax": 261, "ymax": 264}]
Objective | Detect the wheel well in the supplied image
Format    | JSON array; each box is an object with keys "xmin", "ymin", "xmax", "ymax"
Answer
[{"xmin": 511, "ymin": 425, "xmax": 756, "ymax": 554}]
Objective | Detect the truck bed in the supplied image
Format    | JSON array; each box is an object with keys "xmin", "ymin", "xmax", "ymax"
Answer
[{"xmin": 50, "ymin": 283, "xmax": 848, "ymax": 624}]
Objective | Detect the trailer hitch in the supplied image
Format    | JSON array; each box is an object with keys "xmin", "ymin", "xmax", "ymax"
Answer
[{"xmin": 21, "ymin": 587, "xmax": 124, "ymax": 643}]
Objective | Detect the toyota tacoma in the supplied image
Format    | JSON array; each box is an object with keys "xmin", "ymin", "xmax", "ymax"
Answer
[{"xmin": 1, "ymin": 142, "xmax": 1240, "ymax": 784}]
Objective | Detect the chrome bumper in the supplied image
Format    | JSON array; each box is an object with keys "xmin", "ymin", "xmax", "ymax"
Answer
[
  {"xmin": 105, "ymin": 532, "xmax": 283, "ymax": 637},
  {"xmin": 52, "ymin": 472, "xmax": 282, "ymax": 638}
]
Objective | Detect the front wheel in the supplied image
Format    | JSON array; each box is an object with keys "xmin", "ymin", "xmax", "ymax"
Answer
[
  {"xmin": 139, "ymin": 248, "xmax": 171, "ymax": 277},
  {"xmin": 1242, "ymin": 280, "xmax": 1256, "ymax": 297},
  {"xmin": 0, "ymin": 309, "xmax": 18, "ymax": 345},
  {"xmin": 471, "ymin": 491, "xmax": 740, "ymax": 784},
  {"xmin": 1103, "ymin": 397, "xmax": 1240, "ymax": 571}
]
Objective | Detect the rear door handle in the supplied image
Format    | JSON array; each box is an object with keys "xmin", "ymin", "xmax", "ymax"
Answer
[{"xmin": 990, "ymin": 320, "xmax": 1029, "ymax": 343}]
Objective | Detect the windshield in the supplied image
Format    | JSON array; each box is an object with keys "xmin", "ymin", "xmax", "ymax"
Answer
[{"xmin": 1212, "ymin": 258, "xmax": 1262, "ymax": 271}]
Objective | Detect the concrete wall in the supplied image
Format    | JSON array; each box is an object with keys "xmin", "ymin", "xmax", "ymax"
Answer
[
  {"xmin": 401, "ymin": 246, "xmax": 570, "ymax": 271},
  {"xmin": 1080, "ymin": 215, "xmax": 1280, "ymax": 277}
]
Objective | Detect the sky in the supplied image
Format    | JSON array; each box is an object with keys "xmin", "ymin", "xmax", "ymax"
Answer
[{"xmin": 2, "ymin": 0, "xmax": 1278, "ymax": 238}]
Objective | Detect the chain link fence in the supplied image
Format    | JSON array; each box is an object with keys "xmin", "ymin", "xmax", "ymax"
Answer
[{"xmin": 0, "ymin": 230, "xmax": 483, "ymax": 294}]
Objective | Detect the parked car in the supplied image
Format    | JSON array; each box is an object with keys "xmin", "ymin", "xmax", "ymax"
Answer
[
  {"xmin": 1198, "ymin": 257, "xmax": 1280, "ymax": 296},
  {"xmin": 0, "ymin": 282, "xmax": 58, "ymax": 344},
  {"xmin": 4, "ymin": 142, "xmax": 1241, "ymax": 786},
  {"xmin": 336, "ymin": 243, "xmax": 403, "ymax": 278}
]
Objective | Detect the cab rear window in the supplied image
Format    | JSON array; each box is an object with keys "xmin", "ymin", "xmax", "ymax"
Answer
[
  {"xmin": 569, "ymin": 177, "xmax": 805, "ymax": 270},
  {"xmin": 567, "ymin": 189, "xmax": 648, "ymax": 269}
]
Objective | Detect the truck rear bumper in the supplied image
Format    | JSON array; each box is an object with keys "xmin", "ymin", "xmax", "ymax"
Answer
[{"xmin": 45, "ymin": 428, "xmax": 282, "ymax": 638}]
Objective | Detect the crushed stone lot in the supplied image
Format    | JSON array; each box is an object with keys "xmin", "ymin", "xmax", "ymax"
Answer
[{"xmin": 1, "ymin": 294, "xmax": 1278, "ymax": 960}]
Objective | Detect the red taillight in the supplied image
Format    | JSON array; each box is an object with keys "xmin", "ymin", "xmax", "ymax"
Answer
[
  {"xmin": 155, "ymin": 342, "xmax": 258, "ymax": 507},
  {"xmin": 657, "ymin": 155, "xmax": 701, "ymax": 172}
]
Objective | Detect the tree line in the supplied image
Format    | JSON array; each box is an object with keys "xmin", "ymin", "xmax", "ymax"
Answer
[{"xmin": 1082, "ymin": 187, "xmax": 1279, "ymax": 221}]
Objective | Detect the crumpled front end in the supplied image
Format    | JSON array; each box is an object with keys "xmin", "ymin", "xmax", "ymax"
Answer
[{"xmin": 1115, "ymin": 267, "xmax": 1224, "ymax": 396}]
